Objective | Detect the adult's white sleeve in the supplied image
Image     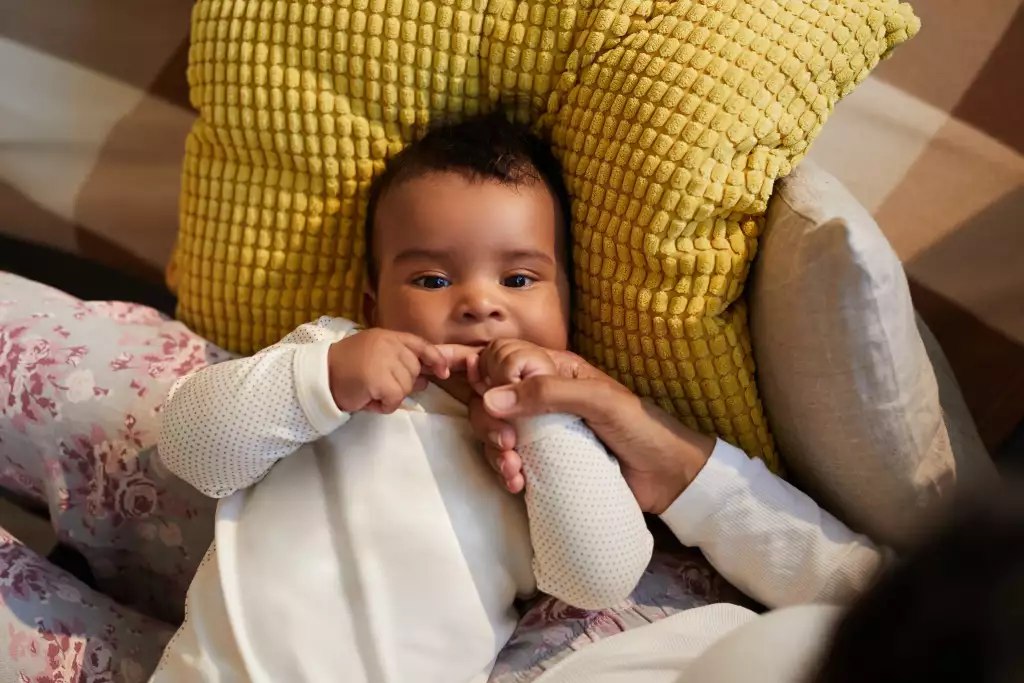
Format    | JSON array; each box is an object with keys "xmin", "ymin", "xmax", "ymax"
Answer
[
  {"xmin": 660, "ymin": 440, "xmax": 891, "ymax": 609},
  {"xmin": 516, "ymin": 415, "xmax": 654, "ymax": 610},
  {"xmin": 158, "ymin": 317, "xmax": 356, "ymax": 498}
]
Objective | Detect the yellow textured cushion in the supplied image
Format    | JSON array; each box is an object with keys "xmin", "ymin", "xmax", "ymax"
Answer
[{"xmin": 172, "ymin": 0, "xmax": 919, "ymax": 470}]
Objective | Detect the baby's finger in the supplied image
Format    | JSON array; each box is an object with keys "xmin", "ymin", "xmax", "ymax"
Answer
[
  {"xmin": 484, "ymin": 446, "xmax": 525, "ymax": 493},
  {"xmin": 475, "ymin": 347, "xmax": 495, "ymax": 390},
  {"xmin": 498, "ymin": 449, "xmax": 523, "ymax": 482},
  {"xmin": 495, "ymin": 349, "xmax": 531, "ymax": 385},
  {"xmin": 499, "ymin": 346, "xmax": 557, "ymax": 385},
  {"xmin": 469, "ymin": 397, "xmax": 516, "ymax": 450},
  {"xmin": 505, "ymin": 472, "xmax": 525, "ymax": 495},
  {"xmin": 483, "ymin": 444, "xmax": 503, "ymax": 473},
  {"xmin": 370, "ymin": 374, "xmax": 409, "ymax": 414},
  {"xmin": 417, "ymin": 343, "xmax": 450, "ymax": 379},
  {"xmin": 478, "ymin": 340, "xmax": 534, "ymax": 387},
  {"xmin": 412, "ymin": 376, "xmax": 429, "ymax": 393},
  {"xmin": 397, "ymin": 345, "xmax": 423, "ymax": 380},
  {"xmin": 466, "ymin": 353, "xmax": 489, "ymax": 396},
  {"xmin": 396, "ymin": 333, "xmax": 449, "ymax": 378}
]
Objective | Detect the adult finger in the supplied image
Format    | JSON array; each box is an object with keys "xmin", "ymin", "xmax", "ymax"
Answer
[
  {"xmin": 483, "ymin": 375, "xmax": 629, "ymax": 425},
  {"xmin": 436, "ymin": 344, "xmax": 481, "ymax": 375}
]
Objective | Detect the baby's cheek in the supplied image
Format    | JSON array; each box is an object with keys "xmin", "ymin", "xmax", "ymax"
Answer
[
  {"xmin": 521, "ymin": 296, "xmax": 569, "ymax": 350},
  {"xmin": 377, "ymin": 293, "xmax": 448, "ymax": 342}
]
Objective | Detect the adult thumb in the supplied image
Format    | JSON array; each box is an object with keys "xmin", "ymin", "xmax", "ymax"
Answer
[{"xmin": 482, "ymin": 376, "xmax": 618, "ymax": 423}]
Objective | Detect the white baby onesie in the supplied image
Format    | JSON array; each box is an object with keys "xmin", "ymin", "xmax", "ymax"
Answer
[{"xmin": 152, "ymin": 317, "xmax": 653, "ymax": 683}]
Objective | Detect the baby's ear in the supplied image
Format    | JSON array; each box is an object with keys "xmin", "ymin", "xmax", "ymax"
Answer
[{"xmin": 361, "ymin": 283, "xmax": 377, "ymax": 326}]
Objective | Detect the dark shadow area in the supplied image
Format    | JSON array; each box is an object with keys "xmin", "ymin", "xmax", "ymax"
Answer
[
  {"xmin": 0, "ymin": 234, "xmax": 176, "ymax": 316},
  {"xmin": 910, "ymin": 279, "xmax": 1024, "ymax": 458}
]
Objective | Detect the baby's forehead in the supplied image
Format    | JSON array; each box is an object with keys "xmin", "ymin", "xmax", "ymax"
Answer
[
  {"xmin": 378, "ymin": 169, "xmax": 553, "ymax": 208},
  {"xmin": 370, "ymin": 172, "xmax": 569, "ymax": 268},
  {"xmin": 374, "ymin": 172, "xmax": 562, "ymax": 235}
]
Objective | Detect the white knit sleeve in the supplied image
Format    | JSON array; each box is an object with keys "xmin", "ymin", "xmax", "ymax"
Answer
[
  {"xmin": 158, "ymin": 317, "xmax": 357, "ymax": 498},
  {"xmin": 515, "ymin": 415, "xmax": 654, "ymax": 610},
  {"xmin": 660, "ymin": 440, "xmax": 892, "ymax": 609}
]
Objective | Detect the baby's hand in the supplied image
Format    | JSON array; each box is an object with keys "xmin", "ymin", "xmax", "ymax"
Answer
[
  {"xmin": 327, "ymin": 330, "xmax": 450, "ymax": 414},
  {"xmin": 469, "ymin": 339, "xmax": 557, "ymax": 395}
]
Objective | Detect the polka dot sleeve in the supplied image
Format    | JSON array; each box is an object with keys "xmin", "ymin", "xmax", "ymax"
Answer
[
  {"xmin": 158, "ymin": 317, "xmax": 357, "ymax": 498},
  {"xmin": 517, "ymin": 415, "xmax": 654, "ymax": 610}
]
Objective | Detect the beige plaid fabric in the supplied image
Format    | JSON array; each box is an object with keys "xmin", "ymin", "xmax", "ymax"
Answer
[{"xmin": 1, "ymin": 0, "xmax": 1022, "ymax": 448}]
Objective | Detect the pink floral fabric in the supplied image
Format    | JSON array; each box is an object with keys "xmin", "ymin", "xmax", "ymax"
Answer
[
  {"xmin": 489, "ymin": 545, "xmax": 755, "ymax": 682},
  {"xmin": 0, "ymin": 272, "xmax": 228, "ymax": 623},
  {"xmin": 0, "ymin": 524, "xmax": 173, "ymax": 683}
]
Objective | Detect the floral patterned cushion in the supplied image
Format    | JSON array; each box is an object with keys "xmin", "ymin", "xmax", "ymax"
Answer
[
  {"xmin": 0, "ymin": 523, "xmax": 173, "ymax": 683},
  {"xmin": 0, "ymin": 272, "xmax": 228, "ymax": 623}
]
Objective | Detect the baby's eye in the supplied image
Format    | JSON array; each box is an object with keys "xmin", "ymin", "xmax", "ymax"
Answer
[
  {"xmin": 502, "ymin": 274, "xmax": 535, "ymax": 289},
  {"xmin": 412, "ymin": 275, "xmax": 451, "ymax": 289}
]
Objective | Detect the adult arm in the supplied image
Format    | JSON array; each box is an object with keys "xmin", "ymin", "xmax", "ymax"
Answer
[
  {"xmin": 470, "ymin": 369, "xmax": 889, "ymax": 609},
  {"xmin": 658, "ymin": 439, "xmax": 886, "ymax": 607}
]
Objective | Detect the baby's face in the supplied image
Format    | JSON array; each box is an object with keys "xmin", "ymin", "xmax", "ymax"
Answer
[{"xmin": 369, "ymin": 171, "xmax": 570, "ymax": 351}]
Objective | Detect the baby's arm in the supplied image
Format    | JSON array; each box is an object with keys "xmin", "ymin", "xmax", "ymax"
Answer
[
  {"xmin": 516, "ymin": 415, "xmax": 654, "ymax": 610},
  {"xmin": 468, "ymin": 340, "xmax": 652, "ymax": 609},
  {"xmin": 159, "ymin": 317, "xmax": 356, "ymax": 498}
]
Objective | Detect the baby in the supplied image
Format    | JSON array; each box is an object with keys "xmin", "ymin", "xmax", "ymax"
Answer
[{"xmin": 152, "ymin": 116, "xmax": 653, "ymax": 683}]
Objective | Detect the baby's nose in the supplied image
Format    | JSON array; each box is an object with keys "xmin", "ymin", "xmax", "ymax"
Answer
[{"xmin": 457, "ymin": 291, "xmax": 507, "ymax": 322}]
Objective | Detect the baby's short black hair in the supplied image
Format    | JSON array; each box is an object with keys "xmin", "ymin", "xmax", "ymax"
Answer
[{"xmin": 364, "ymin": 112, "xmax": 572, "ymax": 286}]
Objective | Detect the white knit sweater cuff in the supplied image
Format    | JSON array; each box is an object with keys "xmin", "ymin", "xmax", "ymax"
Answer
[
  {"xmin": 658, "ymin": 439, "xmax": 750, "ymax": 545},
  {"xmin": 294, "ymin": 340, "xmax": 350, "ymax": 436}
]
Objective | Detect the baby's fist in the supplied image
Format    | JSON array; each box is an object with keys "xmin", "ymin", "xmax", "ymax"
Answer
[
  {"xmin": 327, "ymin": 330, "xmax": 448, "ymax": 414},
  {"xmin": 471, "ymin": 339, "xmax": 557, "ymax": 394}
]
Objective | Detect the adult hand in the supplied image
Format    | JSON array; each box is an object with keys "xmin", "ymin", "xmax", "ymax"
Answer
[{"xmin": 468, "ymin": 362, "xmax": 716, "ymax": 515}]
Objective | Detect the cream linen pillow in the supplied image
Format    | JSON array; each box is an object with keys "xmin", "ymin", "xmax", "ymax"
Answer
[
  {"xmin": 750, "ymin": 162, "xmax": 996, "ymax": 550},
  {"xmin": 915, "ymin": 314, "xmax": 997, "ymax": 489}
]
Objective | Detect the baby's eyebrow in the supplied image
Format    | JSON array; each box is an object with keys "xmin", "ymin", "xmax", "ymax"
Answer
[
  {"xmin": 392, "ymin": 248, "xmax": 554, "ymax": 265},
  {"xmin": 503, "ymin": 249, "xmax": 555, "ymax": 265},
  {"xmin": 393, "ymin": 248, "xmax": 448, "ymax": 264}
]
